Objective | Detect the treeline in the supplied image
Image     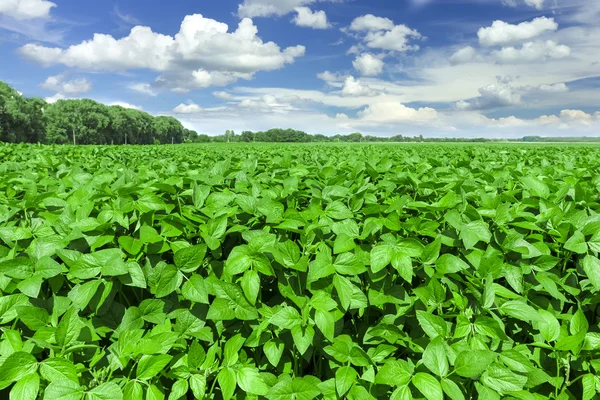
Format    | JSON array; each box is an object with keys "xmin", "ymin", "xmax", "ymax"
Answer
[
  {"xmin": 192, "ymin": 129, "xmax": 494, "ymax": 143},
  {"xmin": 1, "ymin": 81, "xmax": 193, "ymax": 144}
]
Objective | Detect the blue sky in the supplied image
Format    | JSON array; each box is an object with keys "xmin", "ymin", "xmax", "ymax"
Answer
[{"xmin": 1, "ymin": 0, "xmax": 599, "ymax": 137}]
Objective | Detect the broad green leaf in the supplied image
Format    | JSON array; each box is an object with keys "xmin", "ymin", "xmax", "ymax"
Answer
[
  {"xmin": 43, "ymin": 380, "xmax": 83, "ymax": 400},
  {"xmin": 9, "ymin": 373, "xmax": 39, "ymax": 400},
  {"xmin": 412, "ymin": 373, "xmax": 443, "ymax": 400},
  {"xmin": 136, "ymin": 355, "xmax": 173, "ymax": 381},
  {"xmin": 181, "ymin": 274, "xmax": 209, "ymax": 304},
  {"xmin": 335, "ymin": 366, "xmax": 357, "ymax": 397},
  {"xmin": 416, "ymin": 311, "xmax": 448, "ymax": 338},
  {"xmin": 454, "ymin": 350, "xmax": 497, "ymax": 378},
  {"xmin": 87, "ymin": 382, "xmax": 123, "ymax": 400},
  {"xmin": 422, "ymin": 337, "xmax": 449, "ymax": 377},
  {"xmin": 0, "ymin": 352, "xmax": 38, "ymax": 383},
  {"xmin": 217, "ymin": 367, "xmax": 237, "ymax": 400}
]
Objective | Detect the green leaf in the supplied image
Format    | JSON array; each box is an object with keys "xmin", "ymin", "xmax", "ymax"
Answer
[
  {"xmin": 335, "ymin": 366, "xmax": 357, "ymax": 397},
  {"xmin": 564, "ymin": 231, "xmax": 587, "ymax": 254},
  {"xmin": 181, "ymin": 274, "xmax": 209, "ymax": 304},
  {"xmin": 441, "ymin": 378, "xmax": 465, "ymax": 400},
  {"xmin": 435, "ymin": 254, "xmax": 470, "ymax": 275},
  {"xmin": 412, "ymin": 373, "xmax": 443, "ymax": 400},
  {"xmin": 56, "ymin": 307, "xmax": 83, "ymax": 348},
  {"xmin": 217, "ymin": 367, "xmax": 237, "ymax": 400},
  {"xmin": 454, "ymin": 350, "xmax": 497, "ymax": 378},
  {"xmin": 190, "ymin": 374, "xmax": 206, "ymax": 399},
  {"xmin": 236, "ymin": 367, "xmax": 269, "ymax": 396},
  {"xmin": 0, "ymin": 352, "xmax": 38, "ymax": 383},
  {"xmin": 582, "ymin": 255, "xmax": 600, "ymax": 292},
  {"xmin": 499, "ymin": 300, "xmax": 542, "ymax": 323},
  {"xmin": 370, "ymin": 245, "xmax": 392, "ymax": 273},
  {"xmin": 269, "ymin": 306, "xmax": 302, "ymax": 330},
  {"xmin": 536, "ymin": 309, "xmax": 560, "ymax": 342},
  {"xmin": 263, "ymin": 339, "xmax": 285, "ymax": 367},
  {"xmin": 9, "ymin": 373, "xmax": 39, "ymax": 400},
  {"xmin": 240, "ymin": 269, "xmax": 260, "ymax": 305},
  {"xmin": 481, "ymin": 365, "xmax": 527, "ymax": 394},
  {"xmin": 167, "ymin": 379, "xmax": 188, "ymax": 400},
  {"xmin": 43, "ymin": 380, "xmax": 83, "ymax": 400},
  {"xmin": 174, "ymin": 244, "xmax": 207, "ymax": 273},
  {"xmin": 40, "ymin": 358, "xmax": 78, "ymax": 383},
  {"xmin": 416, "ymin": 311, "xmax": 448, "ymax": 338},
  {"xmin": 375, "ymin": 360, "xmax": 412, "ymax": 387},
  {"xmin": 123, "ymin": 381, "xmax": 143, "ymax": 400},
  {"xmin": 16, "ymin": 305, "xmax": 49, "ymax": 330},
  {"xmin": 581, "ymin": 374, "xmax": 597, "ymax": 400},
  {"xmin": 315, "ymin": 309, "xmax": 335, "ymax": 342},
  {"xmin": 422, "ymin": 337, "xmax": 449, "ymax": 377},
  {"xmin": 87, "ymin": 382, "xmax": 123, "ymax": 400},
  {"xmin": 267, "ymin": 377, "xmax": 321, "ymax": 400},
  {"xmin": 460, "ymin": 221, "xmax": 491, "ymax": 250},
  {"xmin": 136, "ymin": 355, "xmax": 173, "ymax": 381},
  {"xmin": 68, "ymin": 280, "xmax": 101, "ymax": 310}
]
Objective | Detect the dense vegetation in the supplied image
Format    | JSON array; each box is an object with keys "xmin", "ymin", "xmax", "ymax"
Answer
[
  {"xmin": 1, "ymin": 142, "xmax": 599, "ymax": 399},
  {"xmin": 1, "ymin": 81, "xmax": 191, "ymax": 144}
]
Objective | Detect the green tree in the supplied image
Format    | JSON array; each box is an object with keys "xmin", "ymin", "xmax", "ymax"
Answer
[{"xmin": 45, "ymin": 99, "xmax": 111, "ymax": 144}]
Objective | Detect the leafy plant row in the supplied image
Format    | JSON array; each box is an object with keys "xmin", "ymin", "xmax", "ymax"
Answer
[{"xmin": 0, "ymin": 142, "xmax": 599, "ymax": 399}]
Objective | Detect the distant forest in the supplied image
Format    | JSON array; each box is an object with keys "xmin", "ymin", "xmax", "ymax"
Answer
[{"xmin": 2, "ymin": 80, "xmax": 597, "ymax": 144}]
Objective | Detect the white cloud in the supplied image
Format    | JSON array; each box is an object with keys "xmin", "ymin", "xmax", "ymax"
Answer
[
  {"xmin": 341, "ymin": 76, "xmax": 379, "ymax": 97},
  {"xmin": 456, "ymin": 79, "xmax": 522, "ymax": 110},
  {"xmin": 0, "ymin": 0, "xmax": 56, "ymax": 20},
  {"xmin": 19, "ymin": 14, "xmax": 305, "ymax": 91},
  {"xmin": 173, "ymin": 103, "xmax": 203, "ymax": 114},
  {"xmin": 450, "ymin": 46, "xmax": 477, "ymax": 65},
  {"xmin": 293, "ymin": 7, "xmax": 330, "ymax": 29},
  {"xmin": 525, "ymin": 0, "xmax": 544, "ymax": 9},
  {"xmin": 456, "ymin": 77, "xmax": 571, "ymax": 110},
  {"xmin": 44, "ymin": 93, "xmax": 65, "ymax": 103},
  {"xmin": 353, "ymin": 53, "xmax": 384, "ymax": 76},
  {"xmin": 502, "ymin": 0, "xmax": 545, "ymax": 10},
  {"xmin": 41, "ymin": 75, "xmax": 92, "ymax": 96},
  {"xmin": 364, "ymin": 24, "xmax": 422, "ymax": 52},
  {"xmin": 128, "ymin": 83, "xmax": 157, "ymax": 96},
  {"xmin": 109, "ymin": 101, "xmax": 142, "ymax": 110},
  {"xmin": 348, "ymin": 14, "xmax": 395, "ymax": 32},
  {"xmin": 493, "ymin": 40, "xmax": 571, "ymax": 63},
  {"xmin": 238, "ymin": 0, "xmax": 337, "ymax": 18},
  {"xmin": 213, "ymin": 91, "xmax": 233, "ymax": 100},
  {"xmin": 357, "ymin": 101, "xmax": 438, "ymax": 123},
  {"xmin": 478, "ymin": 17, "xmax": 558, "ymax": 46}
]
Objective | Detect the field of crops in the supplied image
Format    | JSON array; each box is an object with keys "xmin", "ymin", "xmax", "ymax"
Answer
[{"xmin": 1, "ymin": 142, "xmax": 600, "ymax": 399}]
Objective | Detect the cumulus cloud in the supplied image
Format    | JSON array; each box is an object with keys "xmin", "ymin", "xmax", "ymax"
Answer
[
  {"xmin": 456, "ymin": 77, "xmax": 571, "ymax": 110},
  {"xmin": 213, "ymin": 91, "xmax": 233, "ymax": 100},
  {"xmin": 238, "ymin": 0, "xmax": 337, "ymax": 18},
  {"xmin": 19, "ymin": 14, "xmax": 305, "ymax": 91},
  {"xmin": 353, "ymin": 53, "xmax": 384, "ymax": 76},
  {"xmin": 173, "ymin": 103, "xmax": 203, "ymax": 114},
  {"xmin": 128, "ymin": 83, "xmax": 157, "ymax": 96},
  {"xmin": 346, "ymin": 14, "xmax": 422, "ymax": 53},
  {"xmin": 364, "ymin": 25, "xmax": 422, "ymax": 52},
  {"xmin": 293, "ymin": 7, "xmax": 330, "ymax": 29},
  {"xmin": 493, "ymin": 40, "xmax": 571, "ymax": 63},
  {"xmin": 41, "ymin": 75, "xmax": 92, "ymax": 96},
  {"xmin": 502, "ymin": 0, "xmax": 544, "ymax": 10},
  {"xmin": 358, "ymin": 101, "xmax": 438, "ymax": 123},
  {"xmin": 341, "ymin": 76, "xmax": 379, "ymax": 97},
  {"xmin": 109, "ymin": 101, "xmax": 142, "ymax": 110},
  {"xmin": 0, "ymin": 0, "xmax": 56, "ymax": 20},
  {"xmin": 478, "ymin": 17, "xmax": 558, "ymax": 46},
  {"xmin": 450, "ymin": 46, "xmax": 477, "ymax": 65},
  {"xmin": 348, "ymin": 14, "xmax": 395, "ymax": 32}
]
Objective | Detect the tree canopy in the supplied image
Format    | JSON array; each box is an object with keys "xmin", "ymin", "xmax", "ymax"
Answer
[{"xmin": 0, "ymin": 80, "xmax": 186, "ymax": 145}]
